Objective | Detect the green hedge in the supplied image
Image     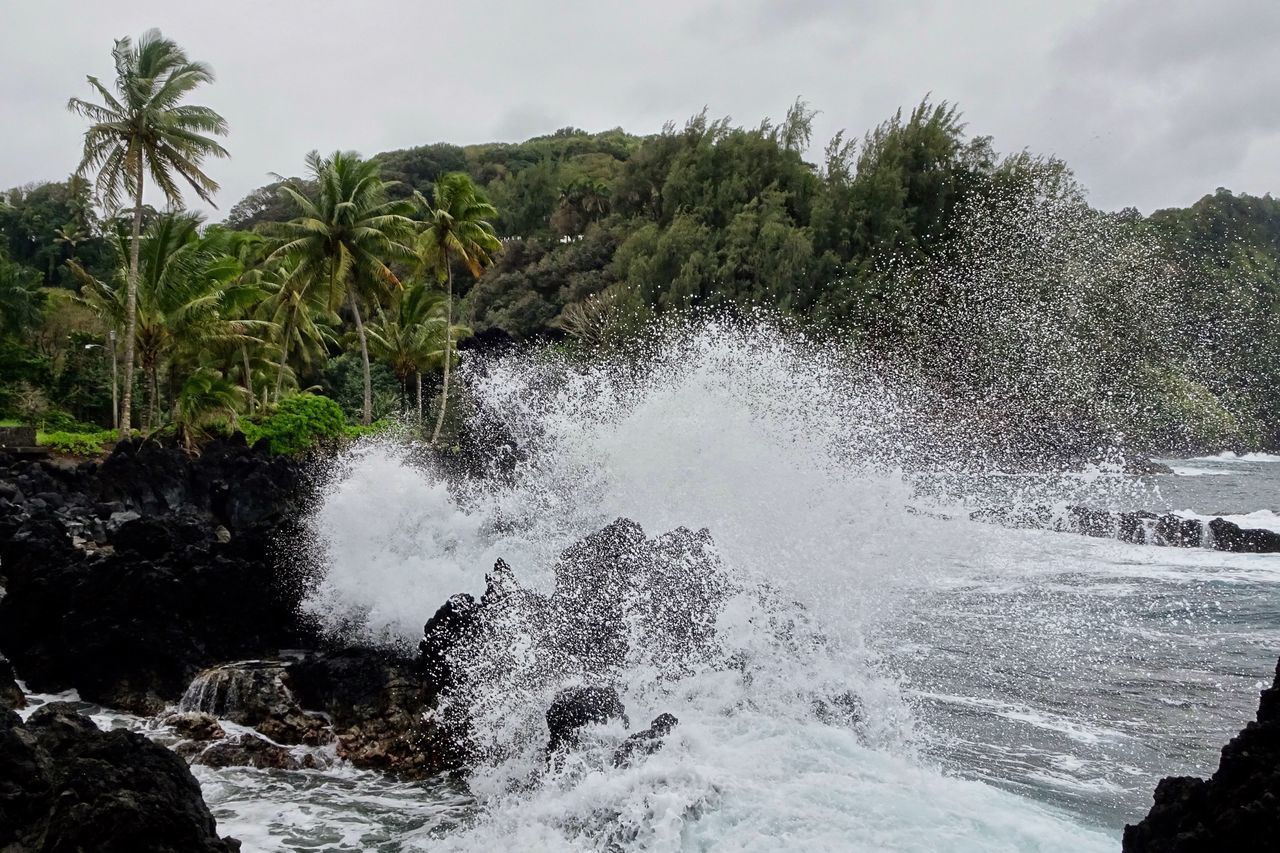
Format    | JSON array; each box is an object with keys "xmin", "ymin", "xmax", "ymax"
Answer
[{"xmin": 242, "ymin": 394, "xmax": 347, "ymax": 455}]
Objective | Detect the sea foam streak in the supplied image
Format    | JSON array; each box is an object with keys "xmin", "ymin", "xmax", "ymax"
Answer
[{"xmin": 302, "ymin": 320, "xmax": 1114, "ymax": 850}]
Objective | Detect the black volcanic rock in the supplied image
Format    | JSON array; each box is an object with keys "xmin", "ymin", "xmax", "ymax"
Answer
[
  {"xmin": 0, "ymin": 440, "xmax": 315, "ymax": 712},
  {"xmin": 1207, "ymin": 517, "xmax": 1280, "ymax": 553},
  {"xmin": 975, "ymin": 505, "xmax": 1280, "ymax": 553},
  {"xmin": 0, "ymin": 654, "xmax": 23, "ymax": 710},
  {"xmin": 1124, "ymin": 658, "xmax": 1280, "ymax": 851},
  {"xmin": 288, "ymin": 648, "xmax": 459, "ymax": 776},
  {"xmin": 546, "ymin": 685, "xmax": 629, "ymax": 755},
  {"xmin": 0, "ymin": 703, "xmax": 238, "ymax": 852}
]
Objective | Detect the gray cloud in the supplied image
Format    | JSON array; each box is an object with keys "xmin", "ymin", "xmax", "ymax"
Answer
[
  {"xmin": 1, "ymin": 0, "xmax": 1275, "ymax": 219},
  {"xmin": 1044, "ymin": 0, "xmax": 1280, "ymax": 210}
]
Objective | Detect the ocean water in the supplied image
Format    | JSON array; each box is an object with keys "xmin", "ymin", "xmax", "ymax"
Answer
[{"xmin": 22, "ymin": 324, "xmax": 1279, "ymax": 851}]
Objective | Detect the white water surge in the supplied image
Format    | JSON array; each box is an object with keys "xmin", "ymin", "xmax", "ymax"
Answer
[{"xmin": 297, "ymin": 321, "xmax": 1126, "ymax": 851}]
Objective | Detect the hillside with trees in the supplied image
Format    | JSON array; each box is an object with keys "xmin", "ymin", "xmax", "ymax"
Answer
[{"xmin": 2, "ymin": 29, "xmax": 1278, "ymax": 459}]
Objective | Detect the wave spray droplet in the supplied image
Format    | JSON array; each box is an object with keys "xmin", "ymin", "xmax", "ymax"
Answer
[{"xmin": 302, "ymin": 319, "xmax": 1115, "ymax": 851}]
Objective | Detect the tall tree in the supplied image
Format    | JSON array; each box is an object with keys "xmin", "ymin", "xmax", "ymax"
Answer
[
  {"xmin": 71, "ymin": 213, "xmax": 252, "ymax": 432},
  {"xmin": 367, "ymin": 280, "xmax": 470, "ymax": 430},
  {"xmin": 268, "ymin": 151, "xmax": 415, "ymax": 423},
  {"xmin": 68, "ymin": 29, "xmax": 229, "ymax": 438},
  {"xmin": 416, "ymin": 172, "xmax": 500, "ymax": 445}
]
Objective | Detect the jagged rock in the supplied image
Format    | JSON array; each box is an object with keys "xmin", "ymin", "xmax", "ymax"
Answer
[
  {"xmin": 0, "ymin": 702, "xmax": 239, "ymax": 852},
  {"xmin": 0, "ymin": 654, "xmax": 23, "ymax": 710},
  {"xmin": 1208, "ymin": 517, "xmax": 1280, "ymax": 553},
  {"xmin": 546, "ymin": 685, "xmax": 629, "ymax": 755},
  {"xmin": 288, "ymin": 648, "xmax": 455, "ymax": 776},
  {"xmin": 417, "ymin": 518, "xmax": 728, "ymax": 771},
  {"xmin": 613, "ymin": 712, "xmax": 679, "ymax": 767},
  {"xmin": 1124, "ymin": 657, "xmax": 1280, "ymax": 851},
  {"xmin": 420, "ymin": 593, "xmax": 480, "ymax": 686},
  {"xmin": 975, "ymin": 505, "xmax": 1280, "ymax": 554},
  {"xmin": 164, "ymin": 712, "xmax": 225, "ymax": 742},
  {"xmin": 0, "ymin": 441, "xmax": 315, "ymax": 712},
  {"xmin": 179, "ymin": 661, "xmax": 331, "ymax": 747}
]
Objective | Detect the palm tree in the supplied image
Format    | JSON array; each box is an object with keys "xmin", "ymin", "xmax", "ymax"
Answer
[
  {"xmin": 68, "ymin": 29, "xmax": 229, "ymax": 438},
  {"xmin": 368, "ymin": 280, "xmax": 471, "ymax": 430},
  {"xmin": 72, "ymin": 212, "xmax": 252, "ymax": 432},
  {"xmin": 268, "ymin": 151, "xmax": 415, "ymax": 423},
  {"xmin": 0, "ymin": 262, "xmax": 46, "ymax": 337},
  {"xmin": 175, "ymin": 367, "xmax": 245, "ymax": 450},
  {"xmin": 416, "ymin": 173, "xmax": 500, "ymax": 445},
  {"xmin": 259, "ymin": 256, "xmax": 339, "ymax": 402}
]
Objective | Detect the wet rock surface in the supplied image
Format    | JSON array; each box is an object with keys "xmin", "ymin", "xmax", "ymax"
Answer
[
  {"xmin": 0, "ymin": 702, "xmax": 239, "ymax": 852},
  {"xmin": 1124, "ymin": 657, "xmax": 1280, "ymax": 851},
  {"xmin": 163, "ymin": 711, "xmax": 226, "ymax": 742},
  {"xmin": 973, "ymin": 504, "xmax": 1280, "ymax": 553},
  {"xmin": 288, "ymin": 647, "xmax": 457, "ymax": 776},
  {"xmin": 187, "ymin": 732, "xmax": 324, "ymax": 772},
  {"xmin": 420, "ymin": 519, "xmax": 724, "ymax": 768},
  {"xmin": 546, "ymin": 685, "xmax": 629, "ymax": 755}
]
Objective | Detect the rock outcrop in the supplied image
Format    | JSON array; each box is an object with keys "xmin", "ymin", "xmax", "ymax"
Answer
[
  {"xmin": 546, "ymin": 685, "xmax": 629, "ymax": 755},
  {"xmin": 0, "ymin": 438, "xmax": 314, "ymax": 712},
  {"xmin": 288, "ymin": 647, "xmax": 458, "ymax": 776},
  {"xmin": 0, "ymin": 654, "xmax": 23, "ymax": 711},
  {"xmin": 1124, "ymin": 658, "xmax": 1280, "ymax": 851},
  {"xmin": 0, "ymin": 702, "xmax": 239, "ymax": 852},
  {"xmin": 974, "ymin": 505, "xmax": 1280, "ymax": 553}
]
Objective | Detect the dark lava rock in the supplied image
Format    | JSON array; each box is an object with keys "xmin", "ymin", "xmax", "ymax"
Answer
[
  {"xmin": 418, "ymin": 519, "xmax": 727, "ymax": 769},
  {"xmin": 1124, "ymin": 657, "xmax": 1280, "ymax": 851},
  {"xmin": 420, "ymin": 592, "xmax": 480, "ymax": 686},
  {"xmin": 975, "ymin": 505, "xmax": 1280, "ymax": 554},
  {"xmin": 164, "ymin": 711, "xmax": 226, "ymax": 742},
  {"xmin": 0, "ymin": 702, "xmax": 239, "ymax": 852},
  {"xmin": 178, "ymin": 660, "xmax": 329, "ymax": 746},
  {"xmin": 546, "ymin": 685, "xmax": 629, "ymax": 754},
  {"xmin": 1208, "ymin": 517, "xmax": 1280, "ymax": 553},
  {"xmin": 190, "ymin": 732, "xmax": 319, "ymax": 771},
  {"xmin": 613, "ymin": 712, "xmax": 679, "ymax": 767},
  {"xmin": 0, "ymin": 440, "xmax": 315, "ymax": 712},
  {"xmin": 0, "ymin": 654, "xmax": 24, "ymax": 710},
  {"xmin": 288, "ymin": 648, "xmax": 457, "ymax": 776}
]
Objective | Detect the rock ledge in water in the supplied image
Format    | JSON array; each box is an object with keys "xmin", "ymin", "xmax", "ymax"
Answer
[
  {"xmin": 1124, "ymin": 657, "xmax": 1280, "ymax": 851},
  {"xmin": 0, "ymin": 702, "xmax": 239, "ymax": 852}
]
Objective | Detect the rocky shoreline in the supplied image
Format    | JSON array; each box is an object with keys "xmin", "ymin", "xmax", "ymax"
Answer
[
  {"xmin": 1, "ymin": 439, "xmax": 1276, "ymax": 848},
  {"xmin": 1124, "ymin": 659, "xmax": 1280, "ymax": 851}
]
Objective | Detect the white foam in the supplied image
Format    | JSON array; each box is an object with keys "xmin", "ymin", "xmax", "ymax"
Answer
[
  {"xmin": 302, "ymin": 321, "xmax": 1118, "ymax": 850},
  {"xmin": 1175, "ymin": 509, "xmax": 1280, "ymax": 533},
  {"xmin": 1178, "ymin": 451, "xmax": 1280, "ymax": 464}
]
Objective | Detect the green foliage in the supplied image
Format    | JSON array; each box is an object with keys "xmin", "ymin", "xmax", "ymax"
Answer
[
  {"xmin": 242, "ymin": 393, "xmax": 346, "ymax": 455},
  {"xmin": 343, "ymin": 419, "xmax": 394, "ymax": 440},
  {"xmin": 38, "ymin": 429, "xmax": 114, "ymax": 456},
  {"xmin": 319, "ymin": 353, "xmax": 401, "ymax": 423}
]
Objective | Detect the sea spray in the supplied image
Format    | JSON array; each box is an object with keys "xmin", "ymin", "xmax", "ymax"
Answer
[{"xmin": 300, "ymin": 318, "xmax": 1116, "ymax": 850}]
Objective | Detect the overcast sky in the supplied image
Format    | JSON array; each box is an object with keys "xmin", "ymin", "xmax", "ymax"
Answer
[{"xmin": 2, "ymin": 0, "xmax": 1276, "ymax": 219}]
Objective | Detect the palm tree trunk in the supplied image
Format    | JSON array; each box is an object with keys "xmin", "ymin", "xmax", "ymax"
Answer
[
  {"xmin": 430, "ymin": 265, "xmax": 453, "ymax": 446},
  {"xmin": 119, "ymin": 175, "xmax": 145, "ymax": 438},
  {"xmin": 349, "ymin": 290, "xmax": 373, "ymax": 425},
  {"xmin": 274, "ymin": 312, "xmax": 293, "ymax": 402},
  {"xmin": 151, "ymin": 364, "xmax": 161, "ymax": 433},
  {"xmin": 416, "ymin": 372, "xmax": 423, "ymax": 432},
  {"xmin": 241, "ymin": 344, "xmax": 255, "ymax": 415}
]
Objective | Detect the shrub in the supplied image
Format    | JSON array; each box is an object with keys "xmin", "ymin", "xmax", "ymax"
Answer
[
  {"xmin": 39, "ymin": 430, "xmax": 114, "ymax": 456},
  {"xmin": 343, "ymin": 419, "xmax": 394, "ymax": 440},
  {"xmin": 242, "ymin": 393, "xmax": 346, "ymax": 455}
]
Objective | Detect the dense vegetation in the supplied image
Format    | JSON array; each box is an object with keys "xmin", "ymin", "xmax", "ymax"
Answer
[{"xmin": 2, "ymin": 29, "xmax": 1278, "ymax": 458}]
